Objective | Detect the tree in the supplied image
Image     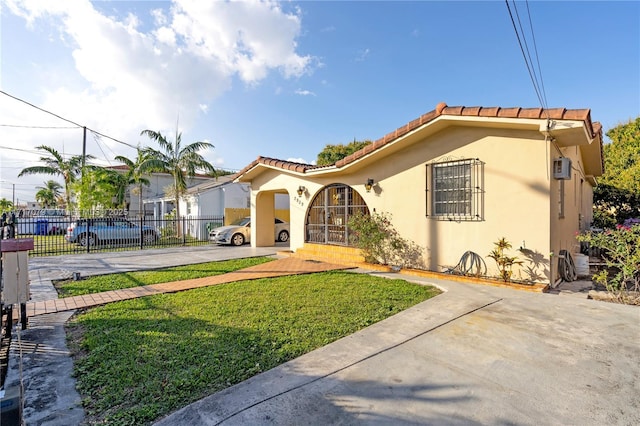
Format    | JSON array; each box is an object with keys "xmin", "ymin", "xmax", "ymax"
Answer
[
  {"xmin": 0, "ymin": 198, "xmax": 13, "ymax": 212},
  {"xmin": 316, "ymin": 139, "xmax": 372, "ymax": 166},
  {"xmin": 75, "ymin": 167, "xmax": 129, "ymax": 212},
  {"xmin": 593, "ymin": 117, "xmax": 640, "ymax": 227},
  {"xmin": 141, "ymin": 129, "xmax": 215, "ymax": 233},
  {"xmin": 115, "ymin": 147, "xmax": 152, "ymax": 216},
  {"xmin": 18, "ymin": 145, "xmax": 94, "ymax": 210},
  {"xmin": 35, "ymin": 180, "xmax": 63, "ymax": 208}
]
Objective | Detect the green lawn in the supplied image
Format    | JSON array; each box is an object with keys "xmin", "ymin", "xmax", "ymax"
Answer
[
  {"xmin": 65, "ymin": 264, "xmax": 440, "ymax": 425},
  {"xmin": 55, "ymin": 257, "xmax": 273, "ymax": 297}
]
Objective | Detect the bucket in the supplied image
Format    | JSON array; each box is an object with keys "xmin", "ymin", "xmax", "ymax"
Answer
[{"xmin": 574, "ymin": 253, "xmax": 590, "ymax": 277}]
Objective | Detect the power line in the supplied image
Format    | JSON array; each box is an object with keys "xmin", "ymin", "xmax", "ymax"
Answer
[
  {"xmin": 525, "ymin": 0, "xmax": 548, "ymax": 108},
  {"xmin": 0, "ymin": 124, "xmax": 79, "ymax": 129},
  {"xmin": 504, "ymin": 0, "xmax": 549, "ymax": 115},
  {"xmin": 91, "ymin": 132, "xmax": 113, "ymax": 166},
  {"xmin": 0, "ymin": 90, "xmax": 138, "ymax": 150},
  {"xmin": 0, "ymin": 144, "xmax": 83, "ymax": 157}
]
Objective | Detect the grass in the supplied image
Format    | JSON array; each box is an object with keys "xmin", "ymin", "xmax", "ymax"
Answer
[
  {"xmin": 23, "ymin": 234, "xmax": 211, "ymax": 257},
  {"xmin": 65, "ymin": 265, "xmax": 440, "ymax": 425},
  {"xmin": 55, "ymin": 257, "xmax": 273, "ymax": 297}
]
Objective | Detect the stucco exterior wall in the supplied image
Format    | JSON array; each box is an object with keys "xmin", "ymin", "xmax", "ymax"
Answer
[
  {"xmin": 361, "ymin": 126, "xmax": 552, "ymax": 282},
  {"xmin": 247, "ymin": 124, "xmax": 597, "ymax": 285},
  {"xmin": 549, "ymin": 144, "xmax": 596, "ymax": 282}
]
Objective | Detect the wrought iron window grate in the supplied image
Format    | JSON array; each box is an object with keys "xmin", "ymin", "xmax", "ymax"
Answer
[{"xmin": 426, "ymin": 158, "xmax": 484, "ymax": 221}]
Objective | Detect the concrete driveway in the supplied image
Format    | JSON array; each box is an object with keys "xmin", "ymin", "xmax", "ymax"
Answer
[
  {"xmin": 156, "ymin": 272, "xmax": 639, "ymax": 425},
  {"xmin": 10, "ymin": 246, "xmax": 639, "ymax": 425}
]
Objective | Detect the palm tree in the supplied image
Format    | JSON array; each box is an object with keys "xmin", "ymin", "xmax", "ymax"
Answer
[
  {"xmin": 115, "ymin": 146, "xmax": 152, "ymax": 217},
  {"xmin": 35, "ymin": 180, "xmax": 63, "ymax": 208},
  {"xmin": 141, "ymin": 129, "xmax": 215, "ymax": 234},
  {"xmin": 18, "ymin": 145, "xmax": 94, "ymax": 210}
]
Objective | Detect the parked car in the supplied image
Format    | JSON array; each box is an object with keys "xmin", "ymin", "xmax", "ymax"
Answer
[
  {"xmin": 209, "ymin": 217, "xmax": 289, "ymax": 246},
  {"xmin": 65, "ymin": 217, "xmax": 158, "ymax": 247}
]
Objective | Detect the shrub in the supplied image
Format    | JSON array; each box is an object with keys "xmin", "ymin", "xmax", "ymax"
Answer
[
  {"xmin": 348, "ymin": 212, "xmax": 424, "ymax": 269},
  {"xmin": 577, "ymin": 224, "xmax": 640, "ymax": 304}
]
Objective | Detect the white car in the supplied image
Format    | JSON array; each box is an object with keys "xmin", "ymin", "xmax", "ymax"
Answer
[{"xmin": 209, "ymin": 217, "xmax": 289, "ymax": 246}]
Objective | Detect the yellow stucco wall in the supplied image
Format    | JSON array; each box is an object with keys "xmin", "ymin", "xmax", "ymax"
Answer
[{"xmin": 248, "ymin": 124, "xmax": 596, "ymax": 285}]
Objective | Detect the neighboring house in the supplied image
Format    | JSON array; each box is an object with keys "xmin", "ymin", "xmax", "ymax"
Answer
[
  {"xmin": 178, "ymin": 176, "xmax": 290, "ymax": 240},
  {"xmin": 233, "ymin": 102, "xmax": 604, "ymax": 285},
  {"xmin": 107, "ymin": 166, "xmax": 211, "ymax": 216}
]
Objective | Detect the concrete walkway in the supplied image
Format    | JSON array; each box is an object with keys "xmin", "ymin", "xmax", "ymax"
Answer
[{"xmin": 4, "ymin": 245, "xmax": 639, "ymax": 426}]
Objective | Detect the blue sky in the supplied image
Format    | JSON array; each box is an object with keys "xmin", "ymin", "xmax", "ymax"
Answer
[{"xmin": 1, "ymin": 0, "xmax": 638, "ymax": 204}]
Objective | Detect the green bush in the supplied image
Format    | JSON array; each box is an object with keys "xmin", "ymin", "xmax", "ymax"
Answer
[
  {"xmin": 577, "ymin": 224, "xmax": 640, "ymax": 303},
  {"xmin": 348, "ymin": 212, "xmax": 424, "ymax": 269}
]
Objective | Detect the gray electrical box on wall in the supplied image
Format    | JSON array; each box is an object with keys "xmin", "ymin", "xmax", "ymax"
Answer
[{"xmin": 553, "ymin": 157, "xmax": 572, "ymax": 180}]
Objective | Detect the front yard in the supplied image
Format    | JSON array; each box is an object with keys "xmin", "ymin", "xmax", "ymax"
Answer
[{"xmin": 61, "ymin": 259, "xmax": 440, "ymax": 425}]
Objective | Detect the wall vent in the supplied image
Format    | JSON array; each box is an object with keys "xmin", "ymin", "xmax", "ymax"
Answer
[{"xmin": 553, "ymin": 157, "xmax": 572, "ymax": 180}]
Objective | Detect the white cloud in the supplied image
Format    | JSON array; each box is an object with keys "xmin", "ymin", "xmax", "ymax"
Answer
[
  {"xmin": 295, "ymin": 89, "xmax": 316, "ymax": 96},
  {"xmin": 150, "ymin": 8, "xmax": 167, "ymax": 26},
  {"xmin": 2, "ymin": 0, "xmax": 316, "ymax": 200},
  {"xmin": 355, "ymin": 48, "xmax": 370, "ymax": 62},
  {"xmin": 5, "ymin": 0, "xmax": 314, "ymax": 135},
  {"xmin": 286, "ymin": 157, "xmax": 315, "ymax": 165}
]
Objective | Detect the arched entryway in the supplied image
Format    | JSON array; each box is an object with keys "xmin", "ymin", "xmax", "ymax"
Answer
[{"xmin": 305, "ymin": 184, "xmax": 369, "ymax": 245}]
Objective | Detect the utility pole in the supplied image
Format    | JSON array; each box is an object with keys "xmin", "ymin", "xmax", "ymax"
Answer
[{"xmin": 82, "ymin": 126, "xmax": 87, "ymax": 178}]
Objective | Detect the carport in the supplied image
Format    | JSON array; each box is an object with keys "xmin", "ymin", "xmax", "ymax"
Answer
[{"xmin": 251, "ymin": 188, "xmax": 290, "ymax": 247}]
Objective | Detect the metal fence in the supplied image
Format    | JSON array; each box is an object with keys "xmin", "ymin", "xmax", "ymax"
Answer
[{"xmin": 2, "ymin": 211, "xmax": 224, "ymax": 257}]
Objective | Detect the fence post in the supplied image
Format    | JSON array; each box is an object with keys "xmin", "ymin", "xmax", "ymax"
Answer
[
  {"xmin": 86, "ymin": 218, "xmax": 90, "ymax": 254},
  {"xmin": 139, "ymin": 215, "xmax": 144, "ymax": 250},
  {"xmin": 182, "ymin": 216, "xmax": 186, "ymax": 245}
]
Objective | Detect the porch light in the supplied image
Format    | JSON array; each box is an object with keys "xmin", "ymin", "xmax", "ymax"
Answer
[
  {"xmin": 365, "ymin": 178, "xmax": 374, "ymax": 192},
  {"xmin": 297, "ymin": 185, "xmax": 306, "ymax": 196}
]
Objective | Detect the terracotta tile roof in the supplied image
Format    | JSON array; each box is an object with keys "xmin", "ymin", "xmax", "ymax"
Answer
[
  {"xmin": 334, "ymin": 103, "xmax": 596, "ymax": 169},
  {"xmin": 235, "ymin": 102, "xmax": 600, "ymax": 176},
  {"xmin": 232, "ymin": 157, "xmax": 322, "ymax": 180}
]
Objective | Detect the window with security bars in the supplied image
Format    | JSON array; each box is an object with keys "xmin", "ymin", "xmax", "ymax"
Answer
[{"xmin": 426, "ymin": 158, "xmax": 484, "ymax": 221}]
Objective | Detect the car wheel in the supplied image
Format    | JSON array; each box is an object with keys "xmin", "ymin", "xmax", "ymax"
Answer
[
  {"xmin": 79, "ymin": 233, "xmax": 97, "ymax": 247},
  {"xmin": 278, "ymin": 230, "xmax": 289, "ymax": 242},
  {"xmin": 142, "ymin": 231, "xmax": 157, "ymax": 245},
  {"xmin": 231, "ymin": 233, "xmax": 245, "ymax": 246}
]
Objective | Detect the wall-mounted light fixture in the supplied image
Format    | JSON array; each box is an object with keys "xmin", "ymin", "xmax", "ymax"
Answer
[
  {"xmin": 297, "ymin": 185, "xmax": 306, "ymax": 196},
  {"xmin": 365, "ymin": 178, "xmax": 374, "ymax": 192}
]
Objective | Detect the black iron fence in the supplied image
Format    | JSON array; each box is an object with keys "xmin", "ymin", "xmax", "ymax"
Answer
[{"xmin": 1, "ymin": 210, "xmax": 224, "ymax": 257}]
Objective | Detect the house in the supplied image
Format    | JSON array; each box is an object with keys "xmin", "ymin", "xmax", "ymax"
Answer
[
  {"xmin": 176, "ymin": 176, "xmax": 290, "ymax": 240},
  {"xmin": 107, "ymin": 166, "xmax": 212, "ymax": 216},
  {"xmin": 233, "ymin": 103, "xmax": 603, "ymax": 285}
]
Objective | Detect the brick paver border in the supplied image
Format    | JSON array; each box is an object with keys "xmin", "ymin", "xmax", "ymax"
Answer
[{"xmin": 26, "ymin": 257, "xmax": 350, "ymax": 317}]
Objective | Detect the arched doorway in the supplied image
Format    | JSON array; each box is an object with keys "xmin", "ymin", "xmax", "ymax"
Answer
[{"xmin": 305, "ymin": 184, "xmax": 369, "ymax": 245}]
